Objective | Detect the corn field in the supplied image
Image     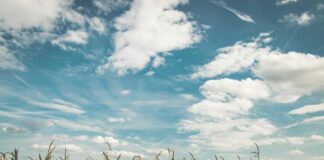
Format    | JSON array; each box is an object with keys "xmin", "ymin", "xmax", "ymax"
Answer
[{"xmin": 0, "ymin": 142, "xmax": 267, "ymax": 160}]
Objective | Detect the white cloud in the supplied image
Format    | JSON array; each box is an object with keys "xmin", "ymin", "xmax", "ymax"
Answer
[
  {"xmin": 317, "ymin": 4, "xmax": 324, "ymax": 10},
  {"xmin": 73, "ymin": 135, "xmax": 89, "ymax": 141},
  {"xmin": 179, "ymin": 78, "xmax": 277, "ymax": 151},
  {"xmin": 287, "ymin": 137, "xmax": 304, "ymax": 145},
  {"xmin": 152, "ymin": 56, "xmax": 166, "ymax": 68},
  {"xmin": 0, "ymin": 45, "xmax": 26, "ymax": 71},
  {"xmin": 287, "ymin": 116, "xmax": 324, "ymax": 128},
  {"xmin": 110, "ymin": 150, "xmax": 145, "ymax": 158},
  {"xmin": 58, "ymin": 144, "xmax": 83, "ymax": 152},
  {"xmin": 145, "ymin": 71, "xmax": 155, "ymax": 77},
  {"xmin": 32, "ymin": 144, "xmax": 49, "ymax": 149},
  {"xmin": 120, "ymin": 89, "xmax": 131, "ymax": 95},
  {"xmin": 279, "ymin": 12, "xmax": 315, "ymax": 26},
  {"xmin": 61, "ymin": 9, "xmax": 87, "ymax": 26},
  {"xmin": 107, "ymin": 117, "xmax": 129, "ymax": 123},
  {"xmin": 0, "ymin": 0, "xmax": 72, "ymax": 31},
  {"xmin": 301, "ymin": 116, "xmax": 324, "ymax": 124},
  {"xmin": 96, "ymin": 0, "xmax": 201, "ymax": 75},
  {"xmin": 289, "ymin": 149, "xmax": 304, "ymax": 156},
  {"xmin": 191, "ymin": 32, "xmax": 324, "ymax": 103},
  {"xmin": 210, "ymin": 0, "xmax": 255, "ymax": 23},
  {"xmin": 311, "ymin": 156, "xmax": 324, "ymax": 160},
  {"xmin": 0, "ymin": 123, "xmax": 22, "ymax": 133},
  {"xmin": 33, "ymin": 143, "xmax": 83, "ymax": 153},
  {"xmin": 89, "ymin": 17, "xmax": 106, "ymax": 34},
  {"xmin": 179, "ymin": 93, "xmax": 198, "ymax": 101},
  {"xmin": 93, "ymin": 0, "xmax": 130, "ymax": 13},
  {"xmin": 51, "ymin": 134, "xmax": 71, "ymax": 141},
  {"xmin": 91, "ymin": 136, "xmax": 120, "ymax": 146},
  {"xmin": 48, "ymin": 119, "xmax": 102, "ymax": 132},
  {"xmin": 200, "ymin": 78, "xmax": 271, "ymax": 101},
  {"xmin": 276, "ymin": 0, "xmax": 298, "ymax": 6},
  {"xmin": 188, "ymin": 99, "xmax": 253, "ymax": 119},
  {"xmin": 191, "ymin": 33, "xmax": 273, "ymax": 79},
  {"xmin": 288, "ymin": 103, "xmax": 324, "ymax": 115},
  {"xmin": 51, "ymin": 30, "xmax": 89, "ymax": 50},
  {"xmin": 179, "ymin": 118, "xmax": 277, "ymax": 151},
  {"xmin": 310, "ymin": 135, "xmax": 324, "ymax": 141},
  {"xmin": 255, "ymin": 137, "xmax": 288, "ymax": 145},
  {"xmin": 254, "ymin": 52, "xmax": 324, "ymax": 103},
  {"xmin": 28, "ymin": 99, "xmax": 85, "ymax": 115}
]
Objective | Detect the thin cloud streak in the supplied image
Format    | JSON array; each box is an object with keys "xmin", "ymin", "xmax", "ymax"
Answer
[{"xmin": 210, "ymin": 0, "xmax": 255, "ymax": 23}]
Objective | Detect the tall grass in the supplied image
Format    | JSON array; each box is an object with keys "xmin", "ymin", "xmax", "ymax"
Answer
[{"xmin": 0, "ymin": 141, "xmax": 266, "ymax": 160}]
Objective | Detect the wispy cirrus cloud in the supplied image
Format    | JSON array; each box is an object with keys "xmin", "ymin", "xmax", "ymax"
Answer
[
  {"xmin": 0, "ymin": 45, "xmax": 26, "ymax": 71},
  {"xmin": 286, "ymin": 116, "xmax": 324, "ymax": 128},
  {"xmin": 289, "ymin": 149, "xmax": 304, "ymax": 156},
  {"xmin": 209, "ymin": 0, "xmax": 255, "ymax": 23},
  {"xmin": 276, "ymin": 0, "xmax": 298, "ymax": 6},
  {"xmin": 288, "ymin": 103, "xmax": 324, "ymax": 115},
  {"xmin": 28, "ymin": 99, "xmax": 85, "ymax": 115}
]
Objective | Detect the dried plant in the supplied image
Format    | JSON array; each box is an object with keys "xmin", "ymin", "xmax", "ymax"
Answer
[{"xmin": 1, "ymin": 142, "xmax": 267, "ymax": 160}]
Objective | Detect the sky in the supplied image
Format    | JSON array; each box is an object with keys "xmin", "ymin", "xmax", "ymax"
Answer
[{"xmin": 0, "ymin": 0, "xmax": 324, "ymax": 159}]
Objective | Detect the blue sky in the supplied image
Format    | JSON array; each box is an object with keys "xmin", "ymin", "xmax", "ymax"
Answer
[{"xmin": 0, "ymin": 0, "xmax": 324, "ymax": 159}]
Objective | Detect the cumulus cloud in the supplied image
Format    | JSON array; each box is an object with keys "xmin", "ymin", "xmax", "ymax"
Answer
[
  {"xmin": 61, "ymin": 9, "xmax": 87, "ymax": 26},
  {"xmin": 0, "ymin": 0, "xmax": 72, "ymax": 31},
  {"xmin": 0, "ymin": 0, "xmax": 108, "ymax": 70},
  {"xmin": 179, "ymin": 78, "xmax": 277, "ymax": 151},
  {"xmin": 191, "ymin": 32, "xmax": 324, "ymax": 103},
  {"xmin": 288, "ymin": 103, "xmax": 324, "ymax": 115},
  {"xmin": 145, "ymin": 71, "xmax": 155, "ymax": 77},
  {"xmin": 89, "ymin": 17, "xmax": 106, "ymax": 34},
  {"xmin": 188, "ymin": 99, "xmax": 253, "ymax": 119},
  {"xmin": 310, "ymin": 135, "xmax": 324, "ymax": 141},
  {"xmin": 109, "ymin": 150, "xmax": 145, "ymax": 158},
  {"xmin": 96, "ymin": 0, "xmax": 201, "ymax": 75},
  {"xmin": 191, "ymin": 33, "xmax": 274, "ymax": 79},
  {"xmin": 179, "ymin": 118, "xmax": 277, "ymax": 151},
  {"xmin": 58, "ymin": 144, "xmax": 83, "ymax": 152},
  {"xmin": 210, "ymin": 0, "xmax": 255, "ymax": 23},
  {"xmin": 200, "ymin": 78, "xmax": 271, "ymax": 101},
  {"xmin": 254, "ymin": 52, "xmax": 324, "ymax": 103},
  {"xmin": 91, "ymin": 136, "xmax": 120, "ymax": 146},
  {"xmin": 279, "ymin": 12, "xmax": 315, "ymax": 26},
  {"xmin": 51, "ymin": 30, "xmax": 89, "ymax": 50},
  {"xmin": 152, "ymin": 56, "xmax": 166, "ymax": 68},
  {"xmin": 93, "ymin": 0, "xmax": 130, "ymax": 13},
  {"xmin": 287, "ymin": 137, "xmax": 304, "ymax": 145}
]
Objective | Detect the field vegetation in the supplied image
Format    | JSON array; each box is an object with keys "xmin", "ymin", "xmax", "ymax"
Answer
[{"xmin": 1, "ymin": 141, "xmax": 265, "ymax": 160}]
